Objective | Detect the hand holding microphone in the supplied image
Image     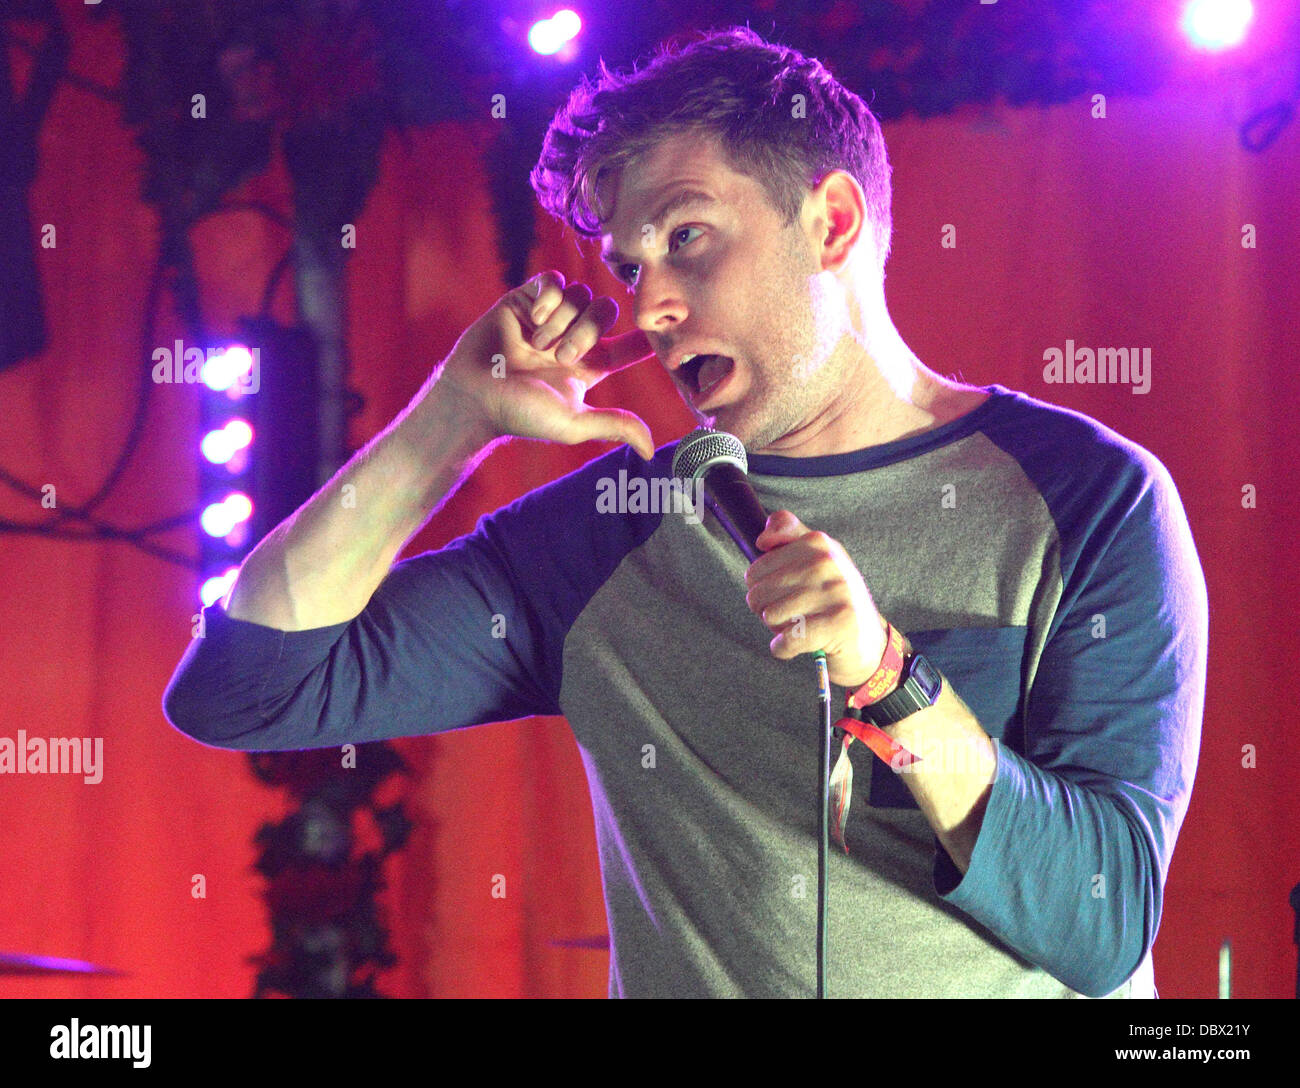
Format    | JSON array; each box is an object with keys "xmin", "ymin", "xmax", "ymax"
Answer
[{"xmin": 672, "ymin": 427, "xmax": 888, "ymax": 687}]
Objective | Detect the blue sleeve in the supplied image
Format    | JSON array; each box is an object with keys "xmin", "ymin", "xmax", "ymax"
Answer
[
  {"xmin": 162, "ymin": 519, "xmax": 559, "ymax": 751},
  {"xmin": 162, "ymin": 443, "xmax": 668, "ymax": 752},
  {"xmin": 935, "ymin": 445, "xmax": 1208, "ymax": 997}
]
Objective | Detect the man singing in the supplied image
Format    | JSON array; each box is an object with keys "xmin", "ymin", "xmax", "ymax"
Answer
[{"xmin": 165, "ymin": 26, "xmax": 1208, "ymax": 998}]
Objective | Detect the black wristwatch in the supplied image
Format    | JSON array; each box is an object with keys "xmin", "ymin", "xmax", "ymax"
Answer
[{"xmin": 858, "ymin": 652, "xmax": 943, "ymax": 726}]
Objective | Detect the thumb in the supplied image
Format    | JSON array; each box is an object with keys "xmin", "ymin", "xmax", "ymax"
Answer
[
  {"xmin": 564, "ymin": 406, "xmax": 656, "ymax": 461},
  {"xmin": 755, "ymin": 510, "xmax": 804, "ymax": 551},
  {"xmin": 583, "ymin": 328, "xmax": 656, "ymax": 375}
]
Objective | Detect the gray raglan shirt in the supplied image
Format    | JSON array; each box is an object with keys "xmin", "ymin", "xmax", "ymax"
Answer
[{"xmin": 163, "ymin": 384, "xmax": 1209, "ymax": 998}]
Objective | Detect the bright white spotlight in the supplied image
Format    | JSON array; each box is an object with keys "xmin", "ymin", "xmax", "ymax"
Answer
[
  {"xmin": 529, "ymin": 10, "xmax": 581, "ymax": 56},
  {"xmin": 224, "ymin": 419, "xmax": 253, "ymax": 449},
  {"xmin": 200, "ymin": 493, "xmax": 252, "ymax": 538},
  {"xmin": 528, "ymin": 21, "xmax": 562, "ymax": 55},
  {"xmin": 1181, "ymin": 0, "xmax": 1253, "ymax": 51},
  {"xmin": 201, "ymin": 344, "xmax": 255, "ymax": 392},
  {"xmin": 225, "ymin": 492, "xmax": 253, "ymax": 524},
  {"xmin": 552, "ymin": 10, "xmax": 581, "ymax": 38},
  {"xmin": 201, "ymin": 501, "xmax": 235, "ymax": 538},
  {"xmin": 201, "ymin": 428, "xmax": 234, "ymax": 465},
  {"xmin": 200, "ymin": 568, "xmax": 240, "ymax": 607},
  {"xmin": 201, "ymin": 419, "xmax": 255, "ymax": 464}
]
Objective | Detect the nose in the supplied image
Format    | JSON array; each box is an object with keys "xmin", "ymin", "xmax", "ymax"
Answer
[{"xmin": 632, "ymin": 265, "xmax": 689, "ymax": 340}]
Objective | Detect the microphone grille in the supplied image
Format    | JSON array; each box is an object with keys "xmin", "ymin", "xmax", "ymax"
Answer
[{"xmin": 671, "ymin": 427, "xmax": 748, "ymax": 480}]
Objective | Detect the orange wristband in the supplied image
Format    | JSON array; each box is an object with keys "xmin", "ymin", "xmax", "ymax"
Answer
[{"xmin": 846, "ymin": 621, "xmax": 906, "ymax": 710}]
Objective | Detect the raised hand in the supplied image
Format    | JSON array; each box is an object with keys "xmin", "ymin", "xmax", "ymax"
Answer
[{"xmin": 437, "ymin": 269, "xmax": 657, "ymax": 460}]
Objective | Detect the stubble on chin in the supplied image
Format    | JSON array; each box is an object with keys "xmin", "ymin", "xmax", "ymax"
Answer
[{"xmin": 685, "ymin": 369, "xmax": 796, "ymax": 453}]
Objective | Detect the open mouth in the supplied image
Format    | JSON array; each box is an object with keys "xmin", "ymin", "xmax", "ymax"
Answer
[{"xmin": 679, "ymin": 354, "xmax": 735, "ymax": 406}]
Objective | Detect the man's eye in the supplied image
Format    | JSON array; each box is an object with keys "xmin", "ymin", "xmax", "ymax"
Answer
[
  {"xmin": 618, "ymin": 227, "xmax": 703, "ymax": 289},
  {"xmin": 670, "ymin": 225, "xmax": 702, "ymax": 250}
]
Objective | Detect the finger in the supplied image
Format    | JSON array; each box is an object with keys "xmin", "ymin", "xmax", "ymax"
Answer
[
  {"xmin": 755, "ymin": 510, "xmax": 805, "ymax": 551},
  {"xmin": 504, "ymin": 271, "xmax": 564, "ymax": 338},
  {"xmin": 552, "ymin": 296, "xmax": 620, "ymax": 367},
  {"xmin": 582, "ymin": 328, "xmax": 656, "ymax": 374},
  {"xmin": 751, "ymin": 583, "xmax": 849, "ymax": 632},
  {"xmin": 528, "ymin": 269, "xmax": 565, "ymax": 309},
  {"xmin": 771, "ymin": 602, "xmax": 858, "ymax": 654},
  {"xmin": 746, "ymin": 527, "xmax": 835, "ymax": 585},
  {"xmin": 513, "ymin": 270, "xmax": 564, "ymax": 322},
  {"xmin": 770, "ymin": 617, "xmax": 832, "ymax": 660},
  {"xmin": 532, "ymin": 283, "xmax": 593, "ymax": 350},
  {"xmin": 745, "ymin": 577, "xmax": 806, "ymax": 622},
  {"xmin": 562, "ymin": 406, "xmax": 655, "ymax": 461},
  {"xmin": 746, "ymin": 557, "xmax": 839, "ymax": 616}
]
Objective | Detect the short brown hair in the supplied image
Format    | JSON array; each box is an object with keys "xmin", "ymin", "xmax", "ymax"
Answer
[{"xmin": 529, "ymin": 25, "xmax": 893, "ymax": 269}]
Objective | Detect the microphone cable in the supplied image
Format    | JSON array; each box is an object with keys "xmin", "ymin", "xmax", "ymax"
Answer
[
  {"xmin": 813, "ymin": 649, "xmax": 832, "ymax": 999},
  {"xmin": 671, "ymin": 427, "xmax": 836, "ymax": 999}
]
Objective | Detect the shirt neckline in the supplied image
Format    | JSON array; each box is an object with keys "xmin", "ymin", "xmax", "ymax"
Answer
[{"xmin": 745, "ymin": 383, "xmax": 1017, "ymax": 478}]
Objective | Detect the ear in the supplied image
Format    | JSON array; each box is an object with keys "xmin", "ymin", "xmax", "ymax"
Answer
[{"xmin": 806, "ymin": 169, "xmax": 869, "ymax": 275}]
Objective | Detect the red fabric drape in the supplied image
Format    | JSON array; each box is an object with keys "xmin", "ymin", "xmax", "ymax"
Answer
[{"xmin": 1, "ymin": 11, "xmax": 1296, "ymax": 997}]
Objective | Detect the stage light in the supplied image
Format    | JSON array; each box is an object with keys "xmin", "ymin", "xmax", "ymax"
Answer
[
  {"xmin": 201, "ymin": 418, "xmax": 254, "ymax": 465},
  {"xmin": 552, "ymin": 10, "xmax": 580, "ymax": 39},
  {"xmin": 200, "ymin": 430, "xmax": 230, "ymax": 465},
  {"xmin": 201, "ymin": 344, "xmax": 255, "ymax": 392},
  {"xmin": 1181, "ymin": 0, "xmax": 1253, "ymax": 51},
  {"xmin": 200, "ymin": 568, "xmax": 239, "ymax": 607},
  {"xmin": 195, "ymin": 318, "xmax": 320, "ymax": 607},
  {"xmin": 224, "ymin": 419, "xmax": 253, "ymax": 447},
  {"xmin": 528, "ymin": 9, "xmax": 581, "ymax": 56},
  {"xmin": 200, "ymin": 492, "xmax": 253, "ymax": 538},
  {"xmin": 200, "ymin": 502, "xmax": 231, "ymax": 539},
  {"xmin": 225, "ymin": 492, "xmax": 253, "ymax": 523}
]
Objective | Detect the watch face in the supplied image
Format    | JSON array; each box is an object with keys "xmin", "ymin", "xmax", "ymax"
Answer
[
  {"xmin": 864, "ymin": 654, "xmax": 942, "ymax": 726},
  {"xmin": 911, "ymin": 654, "xmax": 941, "ymax": 698}
]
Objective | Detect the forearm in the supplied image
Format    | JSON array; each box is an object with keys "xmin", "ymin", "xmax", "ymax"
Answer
[
  {"xmin": 884, "ymin": 679, "xmax": 1161, "ymax": 995},
  {"xmin": 884, "ymin": 675, "xmax": 996, "ymax": 873},
  {"xmin": 224, "ymin": 369, "xmax": 501, "ymax": 631},
  {"xmin": 875, "ymin": 637, "xmax": 1168, "ymax": 997},
  {"xmin": 934, "ymin": 742, "xmax": 1161, "ymax": 996}
]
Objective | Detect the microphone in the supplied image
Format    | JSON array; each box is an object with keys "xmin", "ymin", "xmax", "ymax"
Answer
[{"xmin": 671, "ymin": 427, "xmax": 769, "ymax": 561}]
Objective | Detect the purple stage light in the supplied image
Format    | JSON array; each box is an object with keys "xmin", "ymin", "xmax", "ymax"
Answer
[
  {"xmin": 528, "ymin": 9, "xmax": 581, "ymax": 56},
  {"xmin": 1181, "ymin": 0, "xmax": 1254, "ymax": 51},
  {"xmin": 201, "ymin": 429, "xmax": 230, "ymax": 465},
  {"xmin": 200, "ymin": 493, "xmax": 253, "ymax": 538},
  {"xmin": 201, "ymin": 419, "xmax": 254, "ymax": 465},
  {"xmin": 200, "ymin": 568, "xmax": 239, "ymax": 607},
  {"xmin": 225, "ymin": 493, "xmax": 253, "ymax": 524},
  {"xmin": 201, "ymin": 344, "xmax": 255, "ymax": 392}
]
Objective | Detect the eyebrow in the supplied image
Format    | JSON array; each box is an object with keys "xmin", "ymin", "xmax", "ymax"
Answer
[{"xmin": 599, "ymin": 189, "xmax": 720, "ymax": 268}]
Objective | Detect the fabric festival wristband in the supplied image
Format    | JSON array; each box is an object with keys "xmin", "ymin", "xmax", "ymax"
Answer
[
  {"xmin": 846, "ymin": 621, "xmax": 906, "ymax": 710},
  {"xmin": 827, "ymin": 713, "xmax": 922, "ymax": 854}
]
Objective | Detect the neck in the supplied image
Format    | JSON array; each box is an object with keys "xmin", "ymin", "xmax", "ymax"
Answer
[{"xmin": 757, "ymin": 291, "xmax": 966, "ymax": 458}]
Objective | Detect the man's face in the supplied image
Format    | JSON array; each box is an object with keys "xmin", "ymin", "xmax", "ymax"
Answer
[{"xmin": 598, "ymin": 130, "xmax": 857, "ymax": 453}]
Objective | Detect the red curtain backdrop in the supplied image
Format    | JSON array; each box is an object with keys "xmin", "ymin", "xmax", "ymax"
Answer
[{"xmin": 2, "ymin": 9, "xmax": 1296, "ymax": 998}]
